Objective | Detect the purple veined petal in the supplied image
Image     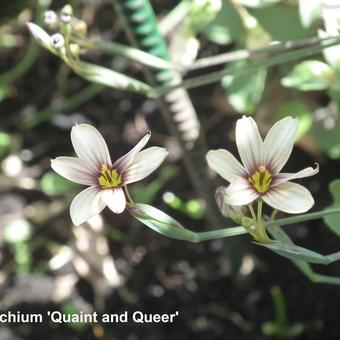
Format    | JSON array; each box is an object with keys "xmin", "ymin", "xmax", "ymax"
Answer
[
  {"xmin": 113, "ymin": 132, "xmax": 151, "ymax": 172},
  {"xmin": 224, "ymin": 177, "xmax": 259, "ymax": 206},
  {"xmin": 101, "ymin": 187, "xmax": 126, "ymax": 214},
  {"xmin": 70, "ymin": 186, "xmax": 106, "ymax": 226},
  {"xmin": 263, "ymin": 116, "xmax": 299, "ymax": 174},
  {"xmin": 235, "ymin": 116, "xmax": 263, "ymax": 174},
  {"xmin": 272, "ymin": 163, "xmax": 319, "ymax": 187},
  {"xmin": 262, "ymin": 182, "xmax": 314, "ymax": 214},
  {"xmin": 71, "ymin": 124, "xmax": 112, "ymax": 171},
  {"xmin": 206, "ymin": 149, "xmax": 246, "ymax": 183},
  {"xmin": 123, "ymin": 147, "xmax": 168, "ymax": 185},
  {"xmin": 51, "ymin": 156, "xmax": 96, "ymax": 186}
]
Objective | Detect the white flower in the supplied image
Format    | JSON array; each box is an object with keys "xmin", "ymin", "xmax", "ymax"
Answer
[
  {"xmin": 206, "ymin": 116, "xmax": 319, "ymax": 214},
  {"xmin": 51, "ymin": 124, "xmax": 168, "ymax": 226}
]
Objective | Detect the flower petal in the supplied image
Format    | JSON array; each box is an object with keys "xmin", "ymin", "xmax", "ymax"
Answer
[
  {"xmin": 224, "ymin": 177, "xmax": 259, "ymax": 206},
  {"xmin": 236, "ymin": 116, "xmax": 263, "ymax": 174},
  {"xmin": 123, "ymin": 147, "xmax": 168, "ymax": 185},
  {"xmin": 26, "ymin": 22, "xmax": 51, "ymax": 49},
  {"xmin": 263, "ymin": 116, "xmax": 298, "ymax": 174},
  {"xmin": 71, "ymin": 124, "xmax": 111, "ymax": 170},
  {"xmin": 206, "ymin": 149, "xmax": 246, "ymax": 183},
  {"xmin": 113, "ymin": 132, "xmax": 151, "ymax": 172},
  {"xmin": 70, "ymin": 186, "xmax": 106, "ymax": 226},
  {"xmin": 262, "ymin": 182, "xmax": 314, "ymax": 214},
  {"xmin": 272, "ymin": 163, "xmax": 319, "ymax": 187},
  {"xmin": 51, "ymin": 157, "xmax": 96, "ymax": 186},
  {"xmin": 101, "ymin": 187, "xmax": 126, "ymax": 214}
]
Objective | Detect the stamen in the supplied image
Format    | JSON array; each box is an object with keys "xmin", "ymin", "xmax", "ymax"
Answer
[
  {"xmin": 98, "ymin": 164, "xmax": 122, "ymax": 189},
  {"xmin": 249, "ymin": 165, "xmax": 272, "ymax": 193}
]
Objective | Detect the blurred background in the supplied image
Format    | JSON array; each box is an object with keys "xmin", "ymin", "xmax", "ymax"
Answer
[{"xmin": 1, "ymin": 0, "xmax": 340, "ymax": 339}]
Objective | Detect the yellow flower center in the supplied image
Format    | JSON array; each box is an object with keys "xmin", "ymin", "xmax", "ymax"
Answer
[
  {"xmin": 249, "ymin": 165, "xmax": 272, "ymax": 193},
  {"xmin": 98, "ymin": 164, "xmax": 122, "ymax": 189}
]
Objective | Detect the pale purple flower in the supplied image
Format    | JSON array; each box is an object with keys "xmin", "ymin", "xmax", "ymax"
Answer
[
  {"xmin": 206, "ymin": 116, "xmax": 319, "ymax": 214},
  {"xmin": 51, "ymin": 124, "xmax": 168, "ymax": 226}
]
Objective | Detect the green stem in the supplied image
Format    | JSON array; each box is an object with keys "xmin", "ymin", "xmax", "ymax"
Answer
[
  {"xmin": 189, "ymin": 206, "xmax": 340, "ymax": 242},
  {"xmin": 193, "ymin": 226, "xmax": 247, "ymax": 242},
  {"xmin": 248, "ymin": 204, "xmax": 257, "ymax": 221},
  {"xmin": 155, "ymin": 36, "xmax": 340, "ymax": 96},
  {"xmin": 267, "ymin": 207, "xmax": 340, "ymax": 228},
  {"xmin": 73, "ymin": 37, "xmax": 176, "ymax": 71},
  {"xmin": 188, "ymin": 35, "xmax": 340, "ymax": 71},
  {"xmin": 257, "ymin": 200, "xmax": 263, "ymax": 224}
]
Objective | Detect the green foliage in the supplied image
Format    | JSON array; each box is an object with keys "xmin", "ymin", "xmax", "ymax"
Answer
[
  {"xmin": 222, "ymin": 63, "xmax": 267, "ymax": 113},
  {"xmin": 0, "ymin": 131, "xmax": 11, "ymax": 158},
  {"xmin": 202, "ymin": 0, "xmax": 245, "ymax": 45},
  {"xmin": 249, "ymin": 4, "xmax": 313, "ymax": 41},
  {"xmin": 129, "ymin": 203, "xmax": 196, "ymax": 241},
  {"xmin": 262, "ymin": 286, "xmax": 303, "ymax": 339},
  {"xmin": 323, "ymin": 179, "xmax": 340, "ymax": 235},
  {"xmin": 187, "ymin": 0, "xmax": 222, "ymax": 34},
  {"xmin": 268, "ymin": 224, "xmax": 340, "ymax": 285},
  {"xmin": 41, "ymin": 171, "xmax": 79, "ymax": 196},
  {"xmin": 281, "ymin": 60, "xmax": 334, "ymax": 91},
  {"xmin": 258, "ymin": 240, "xmax": 330, "ymax": 264},
  {"xmin": 312, "ymin": 113, "xmax": 340, "ymax": 159}
]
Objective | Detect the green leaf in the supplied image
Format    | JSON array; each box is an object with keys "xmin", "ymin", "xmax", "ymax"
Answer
[
  {"xmin": 277, "ymin": 101, "xmax": 313, "ymax": 141},
  {"xmin": 268, "ymin": 224, "xmax": 340, "ymax": 285},
  {"xmin": 129, "ymin": 203, "xmax": 197, "ymax": 241},
  {"xmin": 311, "ymin": 109, "xmax": 340, "ymax": 159},
  {"xmin": 258, "ymin": 240, "xmax": 328, "ymax": 264},
  {"xmin": 41, "ymin": 171, "xmax": 79, "ymax": 196},
  {"xmin": 330, "ymin": 179, "xmax": 340, "ymax": 204},
  {"xmin": 324, "ymin": 179, "xmax": 340, "ymax": 235},
  {"xmin": 69, "ymin": 60, "xmax": 153, "ymax": 97},
  {"xmin": 222, "ymin": 63, "xmax": 267, "ymax": 113},
  {"xmin": 187, "ymin": 0, "xmax": 222, "ymax": 34},
  {"xmin": 281, "ymin": 60, "xmax": 334, "ymax": 91},
  {"xmin": 0, "ymin": 131, "xmax": 11, "ymax": 157},
  {"xmin": 249, "ymin": 4, "xmax": 314, "ymax": 41},
  {"xmin": 298, "ymin": 0, "xmax": 322, "ymax": 28},
  {"xmin": 83, "ymin": 39, "xmax": 176, "ymax": 71},
  {"xmin": 202, "ymin": 0, "xmax": 246, "ymax": 45}
]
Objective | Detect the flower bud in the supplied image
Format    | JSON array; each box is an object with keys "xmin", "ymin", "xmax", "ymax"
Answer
[
  {"xmin": 43, "ymin": 10, "xmax": 58, "ymax": 29},
  {"xmin": 69, "ymin": 43, "xmax": 80, "ymax": 58},
  {"xmin": 51, "ymin": 33, "xmax": 65, "ymax": 49},
  {"xmin": 60, "ymin": 4, "xmax": 73, "ymax": 23},
  {"xmin": 73, "ymin": 20, "xmax": 87, "ymax": 37},
  {"xmin": 215, "ymin": 186, "xmax": 244, "ymax": 221}
]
